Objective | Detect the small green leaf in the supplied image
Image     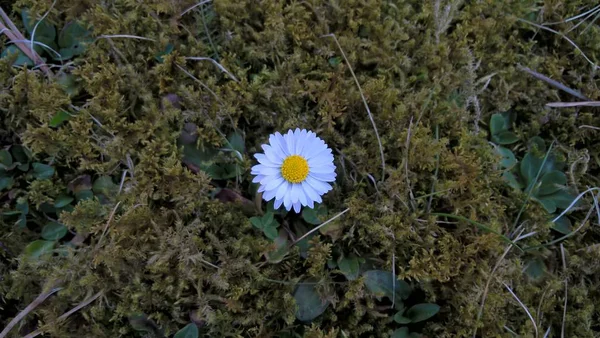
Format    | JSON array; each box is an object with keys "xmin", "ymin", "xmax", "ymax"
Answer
[
  {"xmin": 50, "ymin": 111, "xmax": 72, "ymax": 127},
  {"xmin": 58, "ymin": 21, "xmax": 93, "ymax": 57},
  {"xmin": 547, "ymin": 189, "xmax": 577, "ymax": 210},
  {"xmin": 496, "ymin": 146, "xmax": 516, "ymax": 169},
  {"xmin": 41, "ymin": 222, "xmax": 68, "ymax": 240},
  {"xmin": 0, "ymin": 149, "xmax": 12, "ymax": 168},
  {"xmin": 174, "ymin": 323, "xmax": 199, "ymax": 338},
  {"xmin": 24, "ymin": 240, "xmax": 55, "ymax": 259},
  {"xmin": 267, "ymin": 231, "xmax": 289, "ymax": 263},
  {"xmin": 250, "ymin": 216, "xmax": 263, "ymax": 229},
  {"xmin": 502, "ymin": 171, "xmax": 522, "ymax": 190},
  {"xmin": 362, "ymin": 270, "xmax": 412, "ymax": 303},
  {"xmin": 11, "ymin": 145, "xmax": 31, "ymax": 164},
  {"xmin": 492, "ymin": 131, "xmax": 519, "ymax": 145},
  {"xmin": 524, "ymin": 258, "xmax": 545, "ymax": 281},
  {"xmin": 294, "ymin": 283, "xmax": 330, "ymax": 322},
  {"xmin": 155, "ymin": 43, "xmax": 174, "ymax": 63},
  {"xmin": 93, "ymin": 176, "xmax": 117, "ymax": 196},
  {"xmin": 0, "ymin": 176, "xmax": 14, "ymax": 191},
  {"xmin": 338, "ymin": 254, "xmax": 360, "ymax": 280},
  {"xmin": 75, "ymin": 189, "xmax": 94, "ymax": 201},
  {"xmin": 489, "ymin": 113, "xmax": 507, "ymax": 136},
  {"xmin": 32, "ymin": 163, "xmax": 55, "ymax": 179},
  {"xmin": 536, "ymin": 197, "xmax": 557, "ymax": 213},
  {"xmin": 227, "ymin": 132, "xmax": 245, "ymax": 156},
  {"xmin": 128, "ymin": 313, "xmax": 161, "ymax": 334},
  {"xmin": 405, "ymin": 303, "xmax": 440, "ymax": 323},
  {"xmin": 22, "ymin": 9, "xmax": 56, "ymax": 41},
  {"xmin": 393, "ymin": 312, "xmax": 412, "ymax": 324},
  {"xmin": 328, "ymin": 56, "xmax": 342, "ymax": 67},
  {"xmin": 302, "ymin": 204, "xmax": 327, "ymax": 225},
  {"xmin": 537, "ymin": 170, "xmax": 567, "ymax": 196},
  {"xmin": 392, "ymin": 327, "xmax": 410, "ymax": 338},
  {"xmin": 551, "ymin": 215, "xmax": 571, "ymax": 235},
  {"xmin": 54, "ymin": 194, "xmax": 74, "ymax": 208},
  {"xmin": 262, "ymin": 212, "xmax": 274, "ymax": 226},
  {"xmin": 263, "ymin": 225, "xmax": 278, "ymax": 240},
  {"xmin": 1, "ymin": 45, "xmax": 34, "ymax": 66}
]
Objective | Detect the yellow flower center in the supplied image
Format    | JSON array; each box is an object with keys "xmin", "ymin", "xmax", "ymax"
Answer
[{"xmin": 281, "ymin": 155, "xmax": 309, "ymax": 183}]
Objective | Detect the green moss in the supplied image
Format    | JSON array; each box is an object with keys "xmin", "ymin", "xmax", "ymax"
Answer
[{"xmin": 2, "ymin": 0, "xmax": 600, "ymax": 337}]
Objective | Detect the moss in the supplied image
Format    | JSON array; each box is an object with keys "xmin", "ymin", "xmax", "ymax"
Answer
[{"xmin": 1, "ymin": 0, "xmax": 600, "ymax": 337}]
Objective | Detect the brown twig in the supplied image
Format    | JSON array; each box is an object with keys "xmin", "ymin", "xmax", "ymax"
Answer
[
  {"xmin": 517, "ymin": 65, "xmax": 588, "ymax": 101},
  {"xmin": 22, "ymin": 290, "xmax": 104, "ymax": 338},
  {"xmin": 0, "ymin": 286, "xmax": 62, "ymax": 338},
  {"xmin": 0, "ymin": 7, "xmax": 51, "ymax": 75},
  {"xmin": 547, "ymin": 101, "xmax": 600, "ymax": 107}
]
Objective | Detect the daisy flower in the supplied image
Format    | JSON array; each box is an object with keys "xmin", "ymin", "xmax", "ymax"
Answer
[{"xmin": 251, "ymin": 129, "xmax": 336, "ymax": 213}]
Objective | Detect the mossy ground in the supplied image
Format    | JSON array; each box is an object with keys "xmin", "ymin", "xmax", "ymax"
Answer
[{"xmin": 1, "ymin": 0, "xmax": 600, "ymax": 337}]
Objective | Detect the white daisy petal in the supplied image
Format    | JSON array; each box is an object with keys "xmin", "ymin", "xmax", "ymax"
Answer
[
  {"xmin": 292, "ymin": 201, "xmax": 301, "ymax": 213},
  {"xmin": 302, "ymin": 181, "xmax": 322, "ymax": 204},
  {"xmin": 309, "ymin": 165, "xmax": 336, "ymax": 174},
  {"xmin": 309, "ymin": 172, "xmax": 336, "ymax": 182},
  {"xmin": 252, "ymin": 174, "xmax": 266, "ymax": 183},
  {"xmin": 254, "ymin": 153, "xmax": 280, "ymax": 167},
  {"xmin": 262, "ymin": 145, "xmax": 282, "ymax": 164},
  {"xmin": 285, "ymin": 130, "xmax": 295, "ymax": 154},
  {"xmin": 283, "ymin": 192, "xmax": 292, "ymax": 211},
  {"xmin": 274, "ymin": 198, "xmax": 283, "ymax": 209},
  {"xmin": 263, "ymin": 188, "xmax": 277, "ymax": 201},
  {"xmin": 259, "ymin": 167, "xmax": 280, "ymax": 176},
  {"xmin": 258, "ymin": 184, "xmax": 266, "ymax": 193},
  {"xmin": 276, "ymin": 181, "xmax": 291, "ymax": 200},
  {"xmin": 291, "ymin": 183, "xmax": 302, "ymax": 203},
  {"xmin": 306, "ymin": 176, "xmax": 332, "ymax": 194},
  {"xmin": 308, "ymin": 154, "xmax": 334, "ymax": 167},
  {"xmin": 266, "ymin": 176, "xmax": 285, "ymax": 191},
  {"xmin": 298, "ymin": 187, "xmax": 308, "ymax": 206},
  {"xmin": 275, "ymin": 132, "xmax": 289, "ymax": 157}
]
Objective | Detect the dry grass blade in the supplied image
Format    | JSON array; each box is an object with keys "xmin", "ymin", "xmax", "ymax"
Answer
[
  {"xmin": 503, "ymin": 282, "xmax": 539, "ymax": 338},
  {"xmin": 30, "ymin": 0, "xmax": 57, "ymax": 57},
  {"xmin": 560, "ymin": 243, "xmax": 567, "ymax": 338},
  {"xmin": 292, "ymin": 208, "xmax": 350, "ymax": 246},
  {"xmin": 185, "ymin": 56, "xmax": 239, "ymax": 82},
  {"xmin": 517, "ymin": 65, "xmax": 589, "ymax": 100},
  {"xmin": 518, "ymin": 18, "xmax": 600, "ymax": 71},
  {"xmin": 180, "ymin": 0, "xmax": 212, "ymax": 17},
  {"xmin": 96, "ymin": 34, "xmax": 156, "ymax": 41},
  {"xmin": 22, "ymin": 290, "xmax": 104, "ymax": 338},
  {"xmin": 0, "ymin": 8, "xmax": 50, "ymax": 74},
  {"xmin": 95, "ymin": 202, "xmax": 121, "ymax": 251},
  {"xmin": 0, "ymin": 287, "xmax": 63, "ymax": 338},
  {"xmin": 547, "ymin": 101, "xmax": 600, "ymax": 107},
  {"xmin": 322, "ymin": 34, "xmax": 386, "ymax": 181}
]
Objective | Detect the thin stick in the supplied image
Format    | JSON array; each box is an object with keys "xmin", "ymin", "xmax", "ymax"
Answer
[
  {"xmin": 547, "ymin": 101, "xmax": 600, "ymax": 107},
  {"xmin": 579, "ymin": 125, "xmax": 600, "ymax": 130},
  {"xmin": 180, "ymin": 0, "xmax": 212, "ymax": 17},
  {"xmin": 404, "ymin": 116, "xmax": 416, "ymax": 210},
  {"xmin": 323, "ymin": 34, "xmax": 385, "ymax": 181},
  {"xmin": 518, "ymin": 19, "xmax": 599, "ymax": 71},
  {"xmin": 0, "ymin": 21, "xmax": 50, "ymax": 74},
  {"xmin": 96, "ymin": 34, "xmax": 156, "ymax": 41},
  {"xmin": 432, "ymin": 213, "xmax": 523, "ymax": 251},
  {"xmin": 94, "ymin": 202, "xmax": 121, "ymax": 251},
  {"xmin": 185, "ymin": 57, "xmax": 239, "ymax": 82},
  {"xmin": 292, "ymin": 208, "xmax": 350, "ymax": 246},
  {"xmin": 0, "ymin": 287, "xmax": 62, "ymax": 338},
  {"xmin": 560, "ymin": 243, "xmax": 567, "ymax": 338},
  {"xmin": 517, "ymin": 66, "xmax": 589, "ymax": 100},
  {"xmin": 30, "ymin": 0, "xmax": 57, "ymax": 57},
  {"xmin": 503, "ymin": 282, "xmax": 539, "ymax": 338},
  {"xmin": 22, "ymin": 291, "xmax": 104, "ymax": 338}
]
